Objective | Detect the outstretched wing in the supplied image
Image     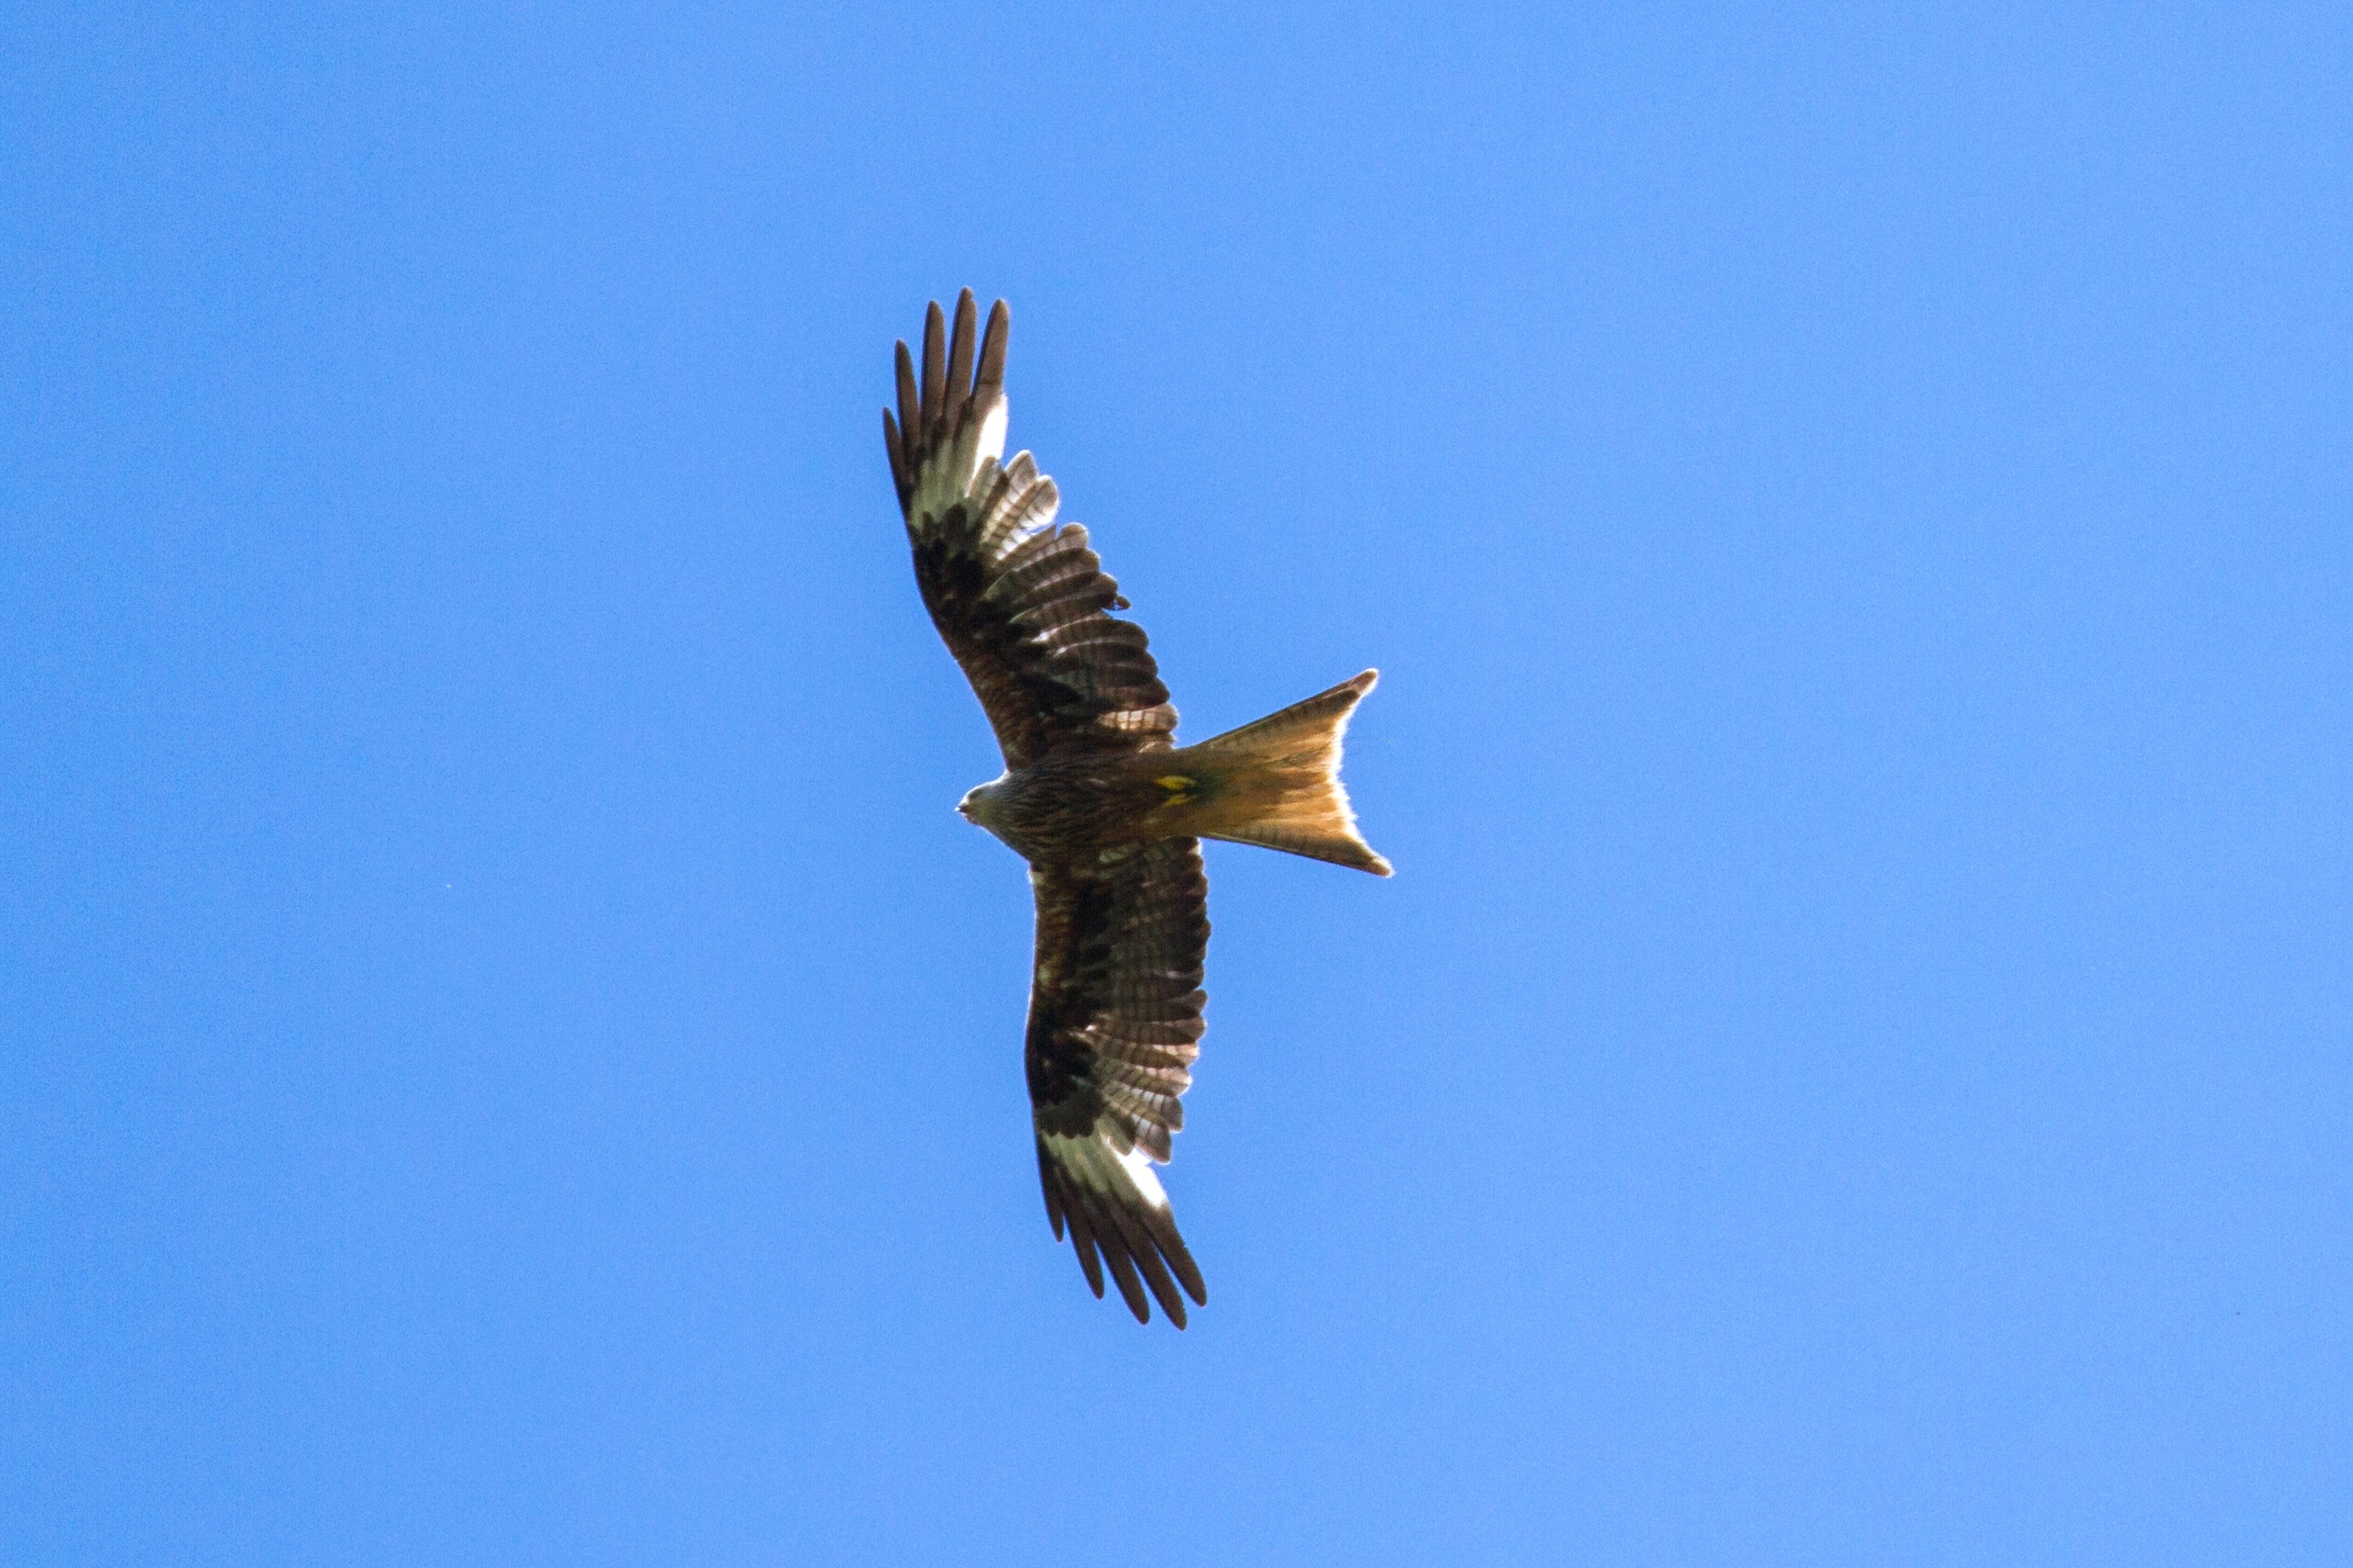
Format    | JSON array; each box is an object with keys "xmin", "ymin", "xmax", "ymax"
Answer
[
  {"xmin": 1025, "ymin": 839, "xmax": 1211, "ymax": 1325},
  {"xmin": 885, "ymin": 291, "xmax": 1178, "ymax": 769}
]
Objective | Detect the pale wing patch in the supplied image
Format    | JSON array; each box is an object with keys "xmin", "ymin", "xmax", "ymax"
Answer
[
  {"xmin": 974, "ymin": 396, "xmax": 1007, "ymax": 471},
  {"xmin": 1042, "ymin": 1130, "xmax": 1171, "ymax": 1211},
  {"xmin": 909, "ymin": 392, "xmax": 1011, "ymax": 533}
]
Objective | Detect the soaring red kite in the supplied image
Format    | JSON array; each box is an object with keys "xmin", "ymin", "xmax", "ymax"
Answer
[{"xmin": 885, "ymin": 291, "xmax": 1391, "ymax": 1326}]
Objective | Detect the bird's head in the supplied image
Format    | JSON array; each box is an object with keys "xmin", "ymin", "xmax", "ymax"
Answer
[{"xmin": 956, "ymin": 778, "xmax": 1006, "ymax": 833}]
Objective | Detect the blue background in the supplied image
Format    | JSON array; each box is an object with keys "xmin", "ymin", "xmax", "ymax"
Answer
[{"xmin": 5, "ymin": 4, "xmax": 2346, "ymax": 1562}]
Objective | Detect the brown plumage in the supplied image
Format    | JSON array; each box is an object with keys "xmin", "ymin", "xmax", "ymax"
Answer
[{"xmin": 886, "ymin": 291, "xmax": 1390, "ymax": 1327}]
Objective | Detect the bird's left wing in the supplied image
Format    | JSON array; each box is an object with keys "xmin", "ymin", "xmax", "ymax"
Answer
[
  {"xmin": 1024, "ymin": 839, "xmax": 1212, "ymax": 1326},
  {"xmin": 884, "ymin": 291, "xmax": 1178, "ymax": 769}
]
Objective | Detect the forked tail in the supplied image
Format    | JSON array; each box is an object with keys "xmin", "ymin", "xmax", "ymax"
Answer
[{"xmin": 1170, "ymin": 671, "xmax": 1392, "ymax": 875}]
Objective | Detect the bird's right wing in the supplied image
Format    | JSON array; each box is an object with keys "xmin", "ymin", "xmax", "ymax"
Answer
[
  {"xmin": 884, "ymin": 291, "xmax": 1179, "ymax": 770},
  {"xmin": 1024, "ymin": 839, "xmax": 1211, "ymax": 1326}
]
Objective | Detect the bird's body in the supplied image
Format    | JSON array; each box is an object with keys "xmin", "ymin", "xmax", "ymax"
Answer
[
  {"xmin": 959, "ymin": 698, "xmax": 1391, "ymax": 871},
  {"xmin": 958, "ymin": 750, "xmax": 1180, "ymax": 864},
  {"xmin": 885, "ymin": 291, "xmax": 1389, "ymax": 1326}
]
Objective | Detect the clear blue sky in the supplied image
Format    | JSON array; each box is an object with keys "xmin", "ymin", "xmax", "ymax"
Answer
[{"xmin": 5, "ymin": 4, "xmax": 2346, "ymax": 1562}]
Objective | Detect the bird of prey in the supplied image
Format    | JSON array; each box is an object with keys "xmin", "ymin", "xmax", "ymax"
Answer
[{"xmin": 884, "ymin": 291, "xmax": 1392, "ymax": 1327}]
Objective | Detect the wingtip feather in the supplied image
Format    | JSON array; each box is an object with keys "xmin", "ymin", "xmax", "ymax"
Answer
[
  {"xmin": 893, "ymin": 340, "xmax": 918, "ymax": 448},
  {"xmin": 883, "ymin": 409, "xmax": 907, "ymax": 496},
  {"xmin": 920, "ymin": 300, "xmax": 947, "ymax": 437},
  {"xmin": 946, "ymin": 290, "xmax": 978, "ymax": 409},
  {"xmin": 894, "ymin": 293, "xmax": 1020, "ymax": 524},
  {"xmin": 1037, "ymin": 1129, "xmax": 1207, "ymax": 1326},
  {"xmin": 1063, "ymin": 1199, "xmax": 1108, "ymax": 1299},
  {"xmin": 977, "ymin": 298, "xmax": 1009, "ymax": 394}
]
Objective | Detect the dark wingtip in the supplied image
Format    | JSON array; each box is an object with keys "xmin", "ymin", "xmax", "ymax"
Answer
[
  {"xmin": 1063, "ymin": 1200, "xmax": 1108, "ymax": 1299},
  {"xmin": 920, "ymin": 300, "xmax": 947, "ymax": 434},
  {"xmin": 976, "ymin": 298, "xmax": 1009, "ymax": 394},
  {"xmin": 1037, "ymin": 1144, "xmax": 1068, "ymax": 1242},
  {"xmin": 1097, "ymin": 1224, "xmax": 1152, "ymax": 1322},
  {"xmin": 946, "ymin": 290, "xmax": 978, "ymax": 404},
  {"xmin": 1171, "ymin": 1245, "xmax": 1208, "ymax": 1308},
  {"xmin": 882, "ymin": 409, "xmax": 906, "ymax": 495},
  {"xmin": 893, "ymin": 340, "xmax": 918, "ymax": 447}
]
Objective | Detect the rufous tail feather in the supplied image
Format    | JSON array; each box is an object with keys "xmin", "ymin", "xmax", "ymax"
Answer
[{"xmin": 1164, "ymin": 671, "xmax": 1392, "ymax": 875}]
